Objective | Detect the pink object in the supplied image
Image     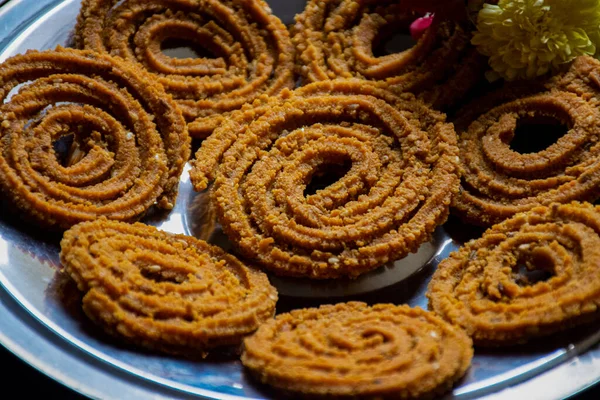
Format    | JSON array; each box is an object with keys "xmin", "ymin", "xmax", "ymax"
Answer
[{"xmin": 410, "ymin": 14, "xmax": 434, "ymax": 41}]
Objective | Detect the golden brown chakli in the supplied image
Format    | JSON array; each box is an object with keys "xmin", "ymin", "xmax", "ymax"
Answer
[
  {"xmin": 242, "ymin": 302, "xmax": 473, "ymax": 399},
  {"xmin": 190, "ymin": 80, "xmax": 460, "ymax": 279},
  {"xmin": 60, "ymin": 219, "xmax": 278, "ymax": 356},
  {"xmin": 453, "ymin": 56, "xmax": 600, "ymax": 226},
  {"xmin": 428, "ymin": 202, "xmax": 600, "ymax": 346},
  {"xmin": 292, "ymin": 0, "xmax": 485, "ymax": 109},
  {"xmin": 76, "ymin": 0, "xmax": 295, "ymax": 138},
  {"xmin": 0, "ymin": 47, "xmax": 189, "ymax": 228}
]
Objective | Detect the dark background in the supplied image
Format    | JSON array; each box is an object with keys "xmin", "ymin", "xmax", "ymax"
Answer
[{"xmin": 1, "ymin": 344, "xmax": 598, "ymax": 399}]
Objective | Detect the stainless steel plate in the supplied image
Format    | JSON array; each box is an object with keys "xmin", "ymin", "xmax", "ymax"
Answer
[{"xmin": 0, "ymin": 1, "xmax": 599, "ymax": 399}]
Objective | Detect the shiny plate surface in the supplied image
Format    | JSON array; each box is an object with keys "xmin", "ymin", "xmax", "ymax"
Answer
[{"xmin": 0, "ymin": 1, "xmax": 599, "ymax": 399}]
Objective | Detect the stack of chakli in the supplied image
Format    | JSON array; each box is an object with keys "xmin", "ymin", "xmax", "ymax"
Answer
[{"xmin": 0, "ymin": 1, "xmax": 598, "ymax": 399}]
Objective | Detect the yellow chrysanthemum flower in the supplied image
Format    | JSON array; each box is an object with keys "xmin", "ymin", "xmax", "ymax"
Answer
[{"xmin": 472, "ymin": 0, "xmax": 600, "ymax": 81}]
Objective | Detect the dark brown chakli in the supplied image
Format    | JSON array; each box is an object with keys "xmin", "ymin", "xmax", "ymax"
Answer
[
  {"xmin": 0, "ymin": 47, "xmax": 189, "ymax": 229},
  {"xmin": 428, "ymin": 202, "xmax": 600, "ymax": 346},
  {"xmin": 242, "ymin": 302, "xmax": 473, "ymax": 399},
  {"xmin": 291, "ymin": 0, "xmax": 486, "ymax": 110},
  {"xmin": 190, "ymin": 80, "xmax": 460, "ymax": 279},
  {"xmin": 60, "ymin": 219, "xmax": 278, "ymax": 357},
  {"xmin": 76, "ymin": 0, "xmax": 295, "ymax": 138}
]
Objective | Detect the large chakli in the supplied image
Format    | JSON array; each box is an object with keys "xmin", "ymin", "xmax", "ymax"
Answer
[
  {"xmin": 75, "ymin": 0, "xmax": 295, "ymax": 138},
  {"xmin": 190, "ymin": 80, "xmax": 460, "ymax": 279},
  {"xmin": 453, "ymin": 56, "xmax": 600, "ymax": 227},
  {"xmin": 60, "ymin": 219, "xmax": 278, "ymax": 356},
  {"xmin": 0, "ymin": 48, "xmax": 190, "ymax": 229},
  {"xmin": 428, "ymin": 202, "xmax": 600, "ymax": 346},
  {"xmin": 241, "ymin": 302, "xmax": 473, "ymax": 399},
  {"xmin": 291, "ymin": 0, "xmax": 485, "ymax": 109}
]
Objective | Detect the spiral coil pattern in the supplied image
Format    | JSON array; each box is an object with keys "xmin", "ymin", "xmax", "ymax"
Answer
[
  {"xmin": 60, "ymin": 219, "xmax": 278, "ymax": 356},
  {"xmin": 190, "ymin": 80, "xmax": 460, "ymax": 279},
  {"xmin": 0, "ymin": 48, "xmax": 189, "ymax": 228},
  {"xmin": 76, "ymin": 0, "xmax": 295, "ymax": 138},
  {"xmin": 291, "ymin": 0, "xmax": 485, "ymax": 109},
  {"xmin": 242, "ymin": 302, "xmax": 473, "ymax": 398},
  {"xmin": 429, "ymin": 202, "xmax": 600, "ymax": 345},
  {"xmin": 454, "ymin": 56, "xmax": 600, "ymax": 226}
]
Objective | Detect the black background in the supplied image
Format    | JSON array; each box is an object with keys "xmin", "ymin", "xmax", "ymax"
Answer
[{"xmin": 1, "ymin": 344, "xmax": 598, "ymax": 399}]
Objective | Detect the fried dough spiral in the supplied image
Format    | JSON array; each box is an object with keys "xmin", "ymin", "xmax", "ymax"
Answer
[
  {"xmin": 76, "ymin": 0, "xmax": 295, "ymax": 138},
  {"xmin": 429, "ymin": 202, "xmax": 600, "ymax": 346},
  {"xmin": 0, "ymin": 48, "xmax": 189, "ymax": 228},
  {"xmin": 190, "ymin": 80, "xmax": 460, "ymax": 279},
  {"xmin": 453, "ymin": 56, "xmax": 600, "ymax": 226},
  {"xmin": 242, "ymin": 302, "xmax": 473, "ymax": 398},
  {"xmin": 60, "ymin": 219, "xmax": 278, "ymax": 356},
  {"xmin": 291, "ymin": 0, "xmax": 484, "ymax": 109}
]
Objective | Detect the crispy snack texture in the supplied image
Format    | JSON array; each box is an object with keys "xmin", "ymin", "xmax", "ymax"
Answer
[
  {"xmin": 291, "ymin": 0, "xmax": 485, "ymax": 109},
  {"xmin": 190, "ymin": 80, "xmax": 460, "ymax": 279},
  {"xmin": 76, "ymin": 0, "xmax": 295, "ymax": 138},
  {"xmin": 0, "ymin": 47, "xmax": 189, "ymax": 228},
  {"xmin": 242, "ymin": 302, "xmax": 473, "ymax": 399},
  {"xmin": 454, "ymin": 56, "xmax": 600, "ymax": 226},
  {"xmin": 429, "ymin": 202, "xmax": 600, "ymax": 346},
  {"xmin": 60, "ymin": 219, "xmax": 278, "ymax": 356}
]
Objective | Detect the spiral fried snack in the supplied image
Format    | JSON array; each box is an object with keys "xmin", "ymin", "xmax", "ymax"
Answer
[
  {"xmin": 0, "ymin": 48, "xmax": 189, "ymax": 229},
  {"xmin": 242, "ymin": 302, "xmax": 473, "ymax": 398},
  {"xmin": 453, "ymin": 56, "xmax": 600, "ymax": 226},
  {"xmin": 429, "ymin": 202, "xmax": 600, "ymax": 346},
  {"xmin": 60, "ymin": 219, "xmax": 278, "ymax": 356},
  {"xmin": 76, "ymin": 0, "xmax": 295, "ymax": 138},
  {"xmin": 190, "ymin": 80, "xmax": 460, "ymax": 279},
  {"xmin": 291, "ymin": 0, "xmax": 485, "ymax": 109}
]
